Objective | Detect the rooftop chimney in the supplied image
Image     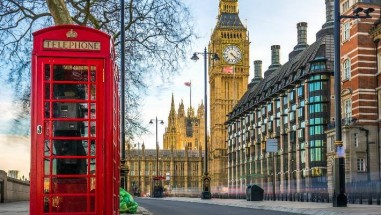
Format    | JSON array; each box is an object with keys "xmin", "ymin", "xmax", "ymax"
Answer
[
  {"xmin": 289, "ymin": 22, "xmax": 309, "ymax": 60},
  {"xmin": 297, "ymin": 22, "xmax": 308, "ymax": 46},
  {"xmin": 254, "ymin": 60, "xmax": 262, "ymax": 79},
  {"xmin": 248, "ymin": 60, "xmax": 263, "ymax": 88},
  {"xmin": 270, "ymin": 45, "xmax": 281, "ymax": 67},
  {"xmin": 265, "ymin": 45, "xmax": 281, "ymax": 77},
  {"xmin": 316, "ymin": 0, "xmax": 334, "ymax": 39}
]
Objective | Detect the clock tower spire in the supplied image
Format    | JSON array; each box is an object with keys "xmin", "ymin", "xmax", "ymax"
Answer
[
  {"xmin": 219, "ymin": 0, "xmax": 239, "ymax": 15},
  {"xmin": 208, "ymin": 0, "xmax": 250, "ymax": 190}
]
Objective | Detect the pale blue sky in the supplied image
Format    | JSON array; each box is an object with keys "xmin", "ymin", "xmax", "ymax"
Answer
[
  {"xmin": 0, "ymin": 0, "xmax": 327, "ymax": 177},
  {"xmin": 139, "ymin": 0, "xmax": 326, "ymax": 149}
]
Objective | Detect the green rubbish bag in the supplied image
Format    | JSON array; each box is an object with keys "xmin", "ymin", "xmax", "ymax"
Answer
[{"xmin": 120, "ymin": 187, "xmax": 139, "ymax": 214}]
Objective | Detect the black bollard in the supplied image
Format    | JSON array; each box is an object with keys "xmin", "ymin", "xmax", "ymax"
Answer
[{"xmin": 368, "ymin": 193, "xmax": 373, "ymax": 205}]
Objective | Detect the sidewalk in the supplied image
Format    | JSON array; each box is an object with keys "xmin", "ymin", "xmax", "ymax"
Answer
[
  {"xmin": 0, "ymin": 201, "xmax": 29, "ymax": 215},
  {"xmin": 154, "ymin": 197, "xmax": 381, "ymax": 215},
  {"xmin": 0, "ymin": 201, "xmax": 151, "ymax": 215}
]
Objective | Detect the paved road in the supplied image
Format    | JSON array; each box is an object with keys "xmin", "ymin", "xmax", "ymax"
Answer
[
  {"xmin": 2, "ymin": 198, "xmax": 381, "ymax": 215},
  {"xmin": 135, "ymin": 198, "xmax": 301, "ymax": 215}
]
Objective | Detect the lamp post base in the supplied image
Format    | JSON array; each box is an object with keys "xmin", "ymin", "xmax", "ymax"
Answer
[
  {"xmin": 333, "ymin": 193, "xmax": 347, "ymax": 207},
  {"xmin": 120, "ymin": 160, "xmax": 129, "ymax": 190},
  {"xmin": 201, "ymin": 191, "xmax": 211, "ymax": 199},
  {"xmin": 201, "ymin": 174, "xmax": 211, "ymax": 199},
  {"xmin": 333, "ymin": 157, "xmax": 347, "ymax": 207}
]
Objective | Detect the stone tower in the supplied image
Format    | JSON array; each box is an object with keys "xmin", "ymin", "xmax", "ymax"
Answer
[
  {"xmin": 208, "ymin": 0, "xmax": 250, "ymax": 189},
  {"xmin": 163, "ymin": 94, "xmax": 205, "ymax": 151}
]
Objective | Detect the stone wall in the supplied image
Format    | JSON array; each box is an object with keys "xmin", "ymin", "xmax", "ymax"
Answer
[{"xmin": 0, "ymin": 170, "xmax": 30, "ymax": 202}]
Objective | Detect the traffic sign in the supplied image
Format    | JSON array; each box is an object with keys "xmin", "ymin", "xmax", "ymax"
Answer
[{"xmin": 266, "ymin": 139, "xmax": 278, "ymax": 152}]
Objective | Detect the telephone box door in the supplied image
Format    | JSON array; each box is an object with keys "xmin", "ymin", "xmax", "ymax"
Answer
[{"xmin": 34, "ymin": 57, "xmax": 104, "ymax": 214}]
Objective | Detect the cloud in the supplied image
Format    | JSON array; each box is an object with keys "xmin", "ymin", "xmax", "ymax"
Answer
[{"xmin": 0, "ymin": 135, "xmax": 30, "ymax": 179}]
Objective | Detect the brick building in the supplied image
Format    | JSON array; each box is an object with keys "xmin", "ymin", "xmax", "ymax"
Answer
[{"xmin": 326, "ymin": 0, "xmax": 381, "ymax": 194}]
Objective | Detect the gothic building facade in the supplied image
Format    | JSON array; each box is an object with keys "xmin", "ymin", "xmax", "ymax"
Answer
[
  {"xmin": 163, "ymin": 94, "xmax": 205, "ymax": 151},
  {"xmin": 126, "ymin": 94, "xmax": 205, "ymax": 196},
  {"xmin": 126, "ymin": 144, "xmax": 203, "ymax": 196}
]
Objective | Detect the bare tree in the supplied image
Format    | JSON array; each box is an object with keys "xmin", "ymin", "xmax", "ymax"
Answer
[{"xmin": 0, "ymin": 0, "xmax": 195, "ymax": 138}]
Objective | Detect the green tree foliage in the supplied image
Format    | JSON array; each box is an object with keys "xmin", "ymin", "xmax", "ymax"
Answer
[{"xmin": 0, "ymin": 0, "xmax": 195, "ymax": 138}]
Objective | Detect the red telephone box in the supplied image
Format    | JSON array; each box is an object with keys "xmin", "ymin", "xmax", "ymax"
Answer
[{"xmin": 30, "ymin": 25, "xmax": 120, "ymax": 214}]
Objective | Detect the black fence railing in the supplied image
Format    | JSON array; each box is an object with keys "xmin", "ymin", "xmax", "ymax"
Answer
[{"xmin": 168, "ymin": 180, "xmax": 381, "ymax": 205}]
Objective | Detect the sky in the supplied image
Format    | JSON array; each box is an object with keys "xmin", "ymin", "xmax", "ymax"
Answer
[{"xmin": 0, "ymin": 0, "xmax": 326, "ymax": 178}]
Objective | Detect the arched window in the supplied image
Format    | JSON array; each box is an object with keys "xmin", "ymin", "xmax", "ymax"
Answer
[{"xmin": 343, "ymin": 58, "xmax": 351, "ymax": 80}]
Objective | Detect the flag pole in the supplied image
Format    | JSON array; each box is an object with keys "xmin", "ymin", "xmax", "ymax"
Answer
[
  {"xmin": 190, "ymin": 80, "xmax": 192, "ymax": 109},
  {"xmin": 233, "ymin": 65, "xmax": 236, "ymax": 106}
]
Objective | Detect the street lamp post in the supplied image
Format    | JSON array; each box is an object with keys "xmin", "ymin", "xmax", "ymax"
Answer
[
  {"xmin": 149, "ymin": 117, "xmax": 164, "ymax": 177},
  {"xmin": 149, "ymin": 117, "xmax": 164, "ymax": 198},
  {"xmin": 191, "ymin": 47, "xmax": 219, "ymax": 199},
  {"xmin": 134, "ymin": 142, "xmax": 142, "ymax": 196},
  {"xmin": 119, "ymin": 0, "xmax": 128, "ymax": 190},
  {"xmin": 333, "ymin": 0, "xmax": 374, "ymax": 207}
]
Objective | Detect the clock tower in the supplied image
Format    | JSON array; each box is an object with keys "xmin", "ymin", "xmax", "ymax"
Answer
[{"xmin": 208, "ymin": 0, "xmax": 249, "ymax": 189}]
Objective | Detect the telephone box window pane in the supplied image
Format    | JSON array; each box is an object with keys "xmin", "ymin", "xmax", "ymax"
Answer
[
  {"xmin": 45, "ymin": 64, "xmax": 50, "ymax": 80},
  {"xmin": 90, "ymin": 85, "xmax": 96, "ymax": 100},
  {"xmin": 52, "ymin": 158, "xmax": 87, "ymax": 175},
  {"xmin": 53, "ymin": 102, "xmax": 88, "ymax": 119},
  {"xmin": 89, "ymin": 158, "xmax": 96, "ymax": 174},
  {"xmin": 82, "ymin": 121, "xmax": 89, "ymax": 137},
  {"xmin": 43, "ymin": 197, "xmax": 50, "ymax": 213},
  {"xmin": 90, "ymin": 121, "xmax": 96, "ymax": 137},
  {"xmin": 51, "ymin": 196, "xmax": 87, "ymax": 212},
  {"xmin": 90, "ymin": 177, "xmax": 96, "ymax": 191},
  {"xmin": 44, "ymin": 178, "xmax": 50, "ymax": 194},
  {"xmin": 90, "ymin": 103, "xmax": 96, "ymax": 119},
  {"xmin": 44, "ymin": 159, "xmax": 50, "ymax": 175},
  {"xmin": 44, "ymin": 102, "xmax": 50, "ymax": 118},
  {"xmin": 90, "ymin": 66, "xmax": 96, "ymax": 82},
  {"xmin": 90, "ymin": 195, "xmax": 95, "ymax": 212},
  {"xmin": 53, "ymin": 121, "xmax": 85, "ymax": 136},
  {"xmin": 90, "ymin": 140, "xmax": 96, "ymax": 156},
  {"xmin": 44, "ymin": 121, "xmax": 50, "ymax": 138},
  {"xmin": 53, "ymin": 65, "xmax": 89, "ymax": 82},
  {"xmin": 51, "ymin": 177, "xmax": 87, "ymax": 194},
  {"xmin": 53, "ymin": 139, "xmax": 87, "ymax": 156},
  {"xmin": 53, "ymin": 84, "xmax": 88, "ymax": 100},
  {"xmin": 79, "ymin": 103, "xmax": 89, "ymax": 119},
  {"xmin": 44, "ymin": 140, "xmax": 50, "ymax": 156},
  {"xmin": 45, "ymin": 84, "xmax": 50, "ymax": 99}
]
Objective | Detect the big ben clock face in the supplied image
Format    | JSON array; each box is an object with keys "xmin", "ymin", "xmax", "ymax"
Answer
[{"xmin": 223, "ymin": 45, "xmax": 242, "ymax": 64}]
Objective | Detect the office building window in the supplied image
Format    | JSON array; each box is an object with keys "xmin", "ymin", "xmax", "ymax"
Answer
[
  {"xmin": 354, "ymin": 133, "xmax": 359, "ymax": 148},
  {"xmin": 342, "ymin": 22, "xmax": 350, "ymax": 41},
  {"xmin": 357, "ymin": 158, "xmax": 366, "ymax": 172},
  {"xmin": 342, "ymin": 0, "xmax": 349, "ymax": 12},
  {"xmin": 344, "ymin": 99, "xmax": 352, "ymax": 119},
  {"xmin": 343, "ymin": 58, "xmax": 351, "ymax": 80}
]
